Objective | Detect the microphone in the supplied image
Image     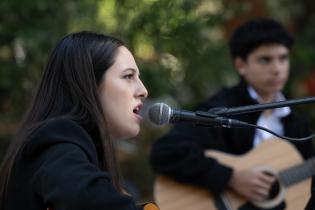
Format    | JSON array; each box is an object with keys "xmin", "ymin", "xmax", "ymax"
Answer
[{"xmin": 148, "ymin": 103, "xmax": 248, "ymax": 128}]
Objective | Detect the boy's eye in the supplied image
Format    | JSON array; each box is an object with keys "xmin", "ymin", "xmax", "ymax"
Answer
[
  {"xmin": 258, "ymin": 57, "xmax": 270, "ymax": 64},
  {"xmin": 279, "ymin": 55, "xmax": 288, "ymax": 62}
]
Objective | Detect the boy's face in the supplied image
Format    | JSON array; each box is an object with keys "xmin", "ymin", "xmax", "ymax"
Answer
[{"xmin": 235, "ymin": 44, "xmax": 290, "ymax": 101}]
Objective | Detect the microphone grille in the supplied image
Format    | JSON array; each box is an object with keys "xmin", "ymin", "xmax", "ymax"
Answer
[{"xmin": 148, "ymin": 103, "xmax": 172, "ymax": 125}]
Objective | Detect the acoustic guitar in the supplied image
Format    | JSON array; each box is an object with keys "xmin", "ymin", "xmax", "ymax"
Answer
[{"xmin": 154, "ymin": 139, "xmax": 315, "ymax": 210}]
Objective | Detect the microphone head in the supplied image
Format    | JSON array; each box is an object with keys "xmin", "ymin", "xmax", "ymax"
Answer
[{"xmin": 148, "ymin": 103, "xmax": 172, "ymax": 125}]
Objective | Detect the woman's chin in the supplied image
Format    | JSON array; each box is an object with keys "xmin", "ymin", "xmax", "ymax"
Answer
[
  {"xmin": 129, "ymin": 129, "xmax": 140, "ymax": 139},
  {"xmin": 118, "ymin": 127, "xmax": 140, "ymax": 140}
]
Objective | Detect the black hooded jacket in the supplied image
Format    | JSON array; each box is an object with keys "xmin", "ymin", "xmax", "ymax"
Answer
[{"xmin": 4, "ymin": 118, "xmax": 142, "ymax": 210}]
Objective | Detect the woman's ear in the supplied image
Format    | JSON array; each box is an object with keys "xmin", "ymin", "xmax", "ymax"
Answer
[{"xmin": 234, "ymin": 57, "xmax": 246, "ymax": 75}]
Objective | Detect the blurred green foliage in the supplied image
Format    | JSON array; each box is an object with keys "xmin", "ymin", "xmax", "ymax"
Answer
[{"xmin": 1, "ymin": 0, "xmax": 315, "ymax": 201}]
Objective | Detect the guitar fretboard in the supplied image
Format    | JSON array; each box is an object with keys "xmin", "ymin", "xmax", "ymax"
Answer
[{"xmin": 279, "ymin": 158, "xmax": 315, "ymax": 186}]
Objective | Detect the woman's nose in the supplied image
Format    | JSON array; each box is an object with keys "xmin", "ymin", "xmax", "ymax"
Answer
[{"xmin": 137, "ymin": 80, "xmax": 148, "ymax": 98}]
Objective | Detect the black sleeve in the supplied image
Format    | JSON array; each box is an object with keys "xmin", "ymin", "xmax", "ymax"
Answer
[
  {"xmin": 150, "ymin": 123, "xmax": 233, "ymax": 195},
  {"xmin": 28, "ymin": 119, "xmax": 141, "ymax": 210},
  {"xmin": 289, "ymin": 121, "xmax": 315, "ymax": 160}
]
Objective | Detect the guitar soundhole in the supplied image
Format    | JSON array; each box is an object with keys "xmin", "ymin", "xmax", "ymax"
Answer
[
  {"xmin": 268, "ymin": 180, "xmax": 280, "ymax": 199},
  {"xmin": 263, "ymin": 171, "xmax": 279, "ymax": 200}
]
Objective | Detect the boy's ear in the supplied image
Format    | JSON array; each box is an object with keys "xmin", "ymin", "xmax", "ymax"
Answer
[{"xmin": 234, "ymin": 57, "xmax": 246, "ymax": 75}]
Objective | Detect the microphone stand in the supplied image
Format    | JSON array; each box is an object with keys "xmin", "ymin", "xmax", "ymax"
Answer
[
  {"xmin": 194, "ymin": 96, "xmax": 315, "ymax": 141},
  {"xmin": 205, "ymin": 96, "xmax": 315, "ymax": 117}
]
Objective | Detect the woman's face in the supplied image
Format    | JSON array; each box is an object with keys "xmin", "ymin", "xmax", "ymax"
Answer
[{"xmin": 99, "ymin": 46, "xmax": 148, "ymax": 140}]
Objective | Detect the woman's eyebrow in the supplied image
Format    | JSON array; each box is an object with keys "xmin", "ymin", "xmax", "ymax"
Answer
[{"xmin": 123, "ymin": 68, "xmax": 140, "ymax": 75}]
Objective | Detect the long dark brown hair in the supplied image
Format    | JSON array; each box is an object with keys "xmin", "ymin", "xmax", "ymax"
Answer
[{"xmin": 0, "ymin": 31, "xmax": 124, "ymax": 207}]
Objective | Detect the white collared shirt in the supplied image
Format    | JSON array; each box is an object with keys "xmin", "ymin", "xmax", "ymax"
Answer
[{"xmin": 247, "ymin": 86, "xmax": 291, "ymax": 147}]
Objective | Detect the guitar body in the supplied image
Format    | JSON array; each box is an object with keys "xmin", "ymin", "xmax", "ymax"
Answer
[{"xmin": 154, "ymin": 140, "xmax": 311, "ymax": 210}]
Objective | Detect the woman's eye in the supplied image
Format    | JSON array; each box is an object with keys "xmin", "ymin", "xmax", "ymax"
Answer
[{"xmin": 123, "ymin": 74, "xmax": 134, "ymax": 79}]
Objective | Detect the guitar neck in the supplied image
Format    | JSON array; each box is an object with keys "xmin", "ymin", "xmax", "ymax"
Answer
[{"xmin": 279, "ymin": 157, "xmax": 315, "ymax": 187}]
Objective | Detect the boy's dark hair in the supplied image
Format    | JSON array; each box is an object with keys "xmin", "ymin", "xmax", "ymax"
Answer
[{"xmin": 228, "ymin": 18, "xmax": 294, "ymax": 60}]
